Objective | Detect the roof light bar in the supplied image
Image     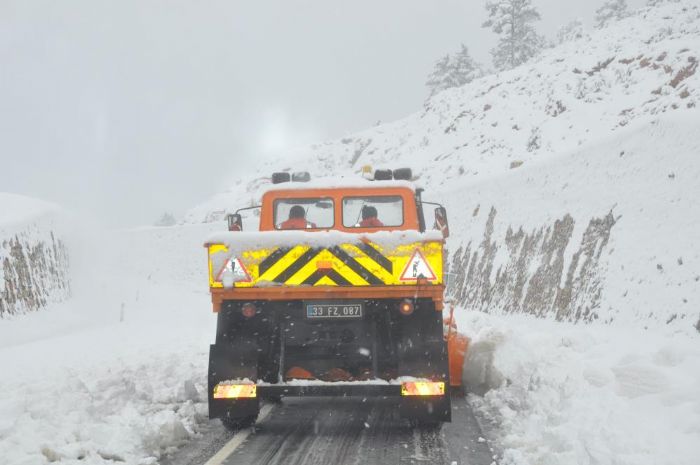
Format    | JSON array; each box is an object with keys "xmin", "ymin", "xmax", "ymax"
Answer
[
  {"xmin": 370, "ymin": 167, "xmax": 412, "ymax": 181},
  {"xmin": 392, "ymin": 167, "xmax": 412, "ymax": 180},
  {"xmin": 271, "ymin": 172, "xmax": 290, "ymax": 184},
  {"xmin": 373, "ymin": 169, "xmax": 393, "ymax": 181},
  {"xmin": 291, "ymin": 171, "xmax": 311, "ymax": 182}
]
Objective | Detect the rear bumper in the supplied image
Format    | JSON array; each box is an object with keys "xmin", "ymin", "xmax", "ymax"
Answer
[
  {"xmin": 210, "ymin": 285, "xmax": 445, "ymax": 312},
  {"xmin": 208, "ymin": 382, "xmax": 450, "ymax": 422},
  {"xmin": 258, "ymin": 383, "xmax": 400, "ymax": 397},
  {"xmin": 208, "ymin": 296, "xmax": 451, "ymax": 422}
]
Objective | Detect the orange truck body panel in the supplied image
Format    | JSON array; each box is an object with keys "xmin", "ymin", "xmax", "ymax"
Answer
[{"xmin": 259, "ymin": 186, "xmax": 419, "ymax": 232}]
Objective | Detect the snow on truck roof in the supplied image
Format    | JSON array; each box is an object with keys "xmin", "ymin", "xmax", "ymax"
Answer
[
  {"xmin": 263, "ymin": 178, "xmax": 417, "ymax": 193},
  {"xmin": 204, "ymin": 229, "xmax": 443, "ymax": 253}
]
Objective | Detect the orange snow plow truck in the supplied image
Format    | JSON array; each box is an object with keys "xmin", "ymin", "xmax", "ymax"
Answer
[{"xmin": 204, "ymin": 168, "xmax": 468, "ymax": 428}]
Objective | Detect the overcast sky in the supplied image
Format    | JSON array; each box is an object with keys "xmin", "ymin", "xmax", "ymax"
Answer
[{"xmin": 0, "ymin": 0, "xmax": 645, "ymax": 227}]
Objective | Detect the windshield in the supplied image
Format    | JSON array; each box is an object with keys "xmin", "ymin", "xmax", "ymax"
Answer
[
  {"xmin": 342, "ymin": 196, "xmax": 404, "ymax": 228},
  {"xmin": 274, "ymin": 197, "xmax": 334, "ymax": 229}
]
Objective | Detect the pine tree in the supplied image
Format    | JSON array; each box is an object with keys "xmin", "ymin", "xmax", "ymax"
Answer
[
  {"xmin": 594, "ymin": 0, "xmax": 630, "ymax": 28},
  {"xmin": 426, "ymin": 45, "xmax": 483, "ymax": 97},
  {"xmin": 482, "ymin": 0, "xmax": 545, "ymax": 71},
  {"xmin": 557, "ymin": 18, "xmax": 585, "ymax": 44}
]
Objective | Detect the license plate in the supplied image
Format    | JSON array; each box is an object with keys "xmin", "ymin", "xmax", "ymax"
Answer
[{"xmin": 306, "ymin": 302, "xmax": 363, "ymax": 319}]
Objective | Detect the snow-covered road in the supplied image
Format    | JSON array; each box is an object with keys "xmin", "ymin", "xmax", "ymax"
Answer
[{"xmin": 163, "ymin": 396, "xmax": 493, "ymax": 465}]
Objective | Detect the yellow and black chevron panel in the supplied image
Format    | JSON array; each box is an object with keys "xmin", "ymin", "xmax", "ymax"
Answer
[{"xmin": 208, "ymin": 239, "xmax": 443, "ymax": 288}]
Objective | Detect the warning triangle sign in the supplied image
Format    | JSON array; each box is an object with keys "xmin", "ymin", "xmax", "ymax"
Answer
[
  {"xmin": 399, "ymin": 249, "xmax": 437, "ymax": 282},
  {"xmin": 216, "ymin": 257, "xmax": 253, "ymax": 283}
]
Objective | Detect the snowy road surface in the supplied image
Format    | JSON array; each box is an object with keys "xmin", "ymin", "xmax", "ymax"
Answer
[{"xmin": 164, "ymin": 396, "xmax": 494, "ymax": 465}]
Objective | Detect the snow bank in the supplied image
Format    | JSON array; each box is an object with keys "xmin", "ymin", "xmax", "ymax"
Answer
[
  {"xmin": 456, "ymin": 310, "xmax": 700, "ymax": 465},
  {"xmin": 0, "ymin": 349, "xmax": 207, "ymax": 465},
  {"xmin": 0, "ymin": 222, "xmax": 219, "ymax": 465}
]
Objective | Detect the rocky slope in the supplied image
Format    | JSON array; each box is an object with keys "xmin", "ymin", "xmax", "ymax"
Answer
[{"xmin": 0, "ymin": 193, "xmax": 70, "ymax": 318}]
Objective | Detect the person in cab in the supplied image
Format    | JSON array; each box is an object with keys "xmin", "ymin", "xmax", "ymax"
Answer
[
  {"xmin": 280, "ymin": 205, "xmax": 316, "ymax": 229},
  {"xmin": 358, "ymin": 206, "xmax": 384, "ymax": 227}
]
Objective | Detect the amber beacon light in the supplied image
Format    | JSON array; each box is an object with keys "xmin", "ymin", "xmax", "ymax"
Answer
[{"xmin": 213, "ymin": 383, "xmax": 257, "ymax": 399}]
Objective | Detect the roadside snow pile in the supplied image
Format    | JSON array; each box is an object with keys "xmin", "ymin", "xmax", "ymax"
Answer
[
  {"xmin": 458, "ymin": 310, "xmax": 700, "ymax": 465},
  {"xmin": 0, "ymin": 348, "xmax": 207, "ymax": 465},
  {"xmin": 0, "ymin": 223, "xmax": 218, "ymax": 465},
  {"xmin": 0, "ymin": 193, "xmax": 71, "ymax": 318}
]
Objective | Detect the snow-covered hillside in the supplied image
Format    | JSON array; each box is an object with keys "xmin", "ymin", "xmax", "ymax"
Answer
[
  {"xmin": 187, "ymin": 0, "xmax": 700, "ymax": 331},
  {"xmin": 0, "ymin": 193, "xmax": 70, "ymax": 317}
]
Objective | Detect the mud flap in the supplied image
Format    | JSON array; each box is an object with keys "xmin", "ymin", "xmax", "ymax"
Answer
[
  {"xmin": 400, "ymin": 395, "xmax": 451, "ymax": 423},
  {"xmin": 397, "ymin": 300, "xmax": 452, "ymax": 422},
  {"xmin": 208, "ymin": 340, "xmax": 260, "ymax": 420}
]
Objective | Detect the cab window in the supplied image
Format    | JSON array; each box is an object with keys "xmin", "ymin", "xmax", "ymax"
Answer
[
  {"xmin": 274, "ymin": 198, "xmax": 334, "ymax": 230},
  {"xmin": 342, "ymin": 196, "xmax": 404, "ymax": 228}
]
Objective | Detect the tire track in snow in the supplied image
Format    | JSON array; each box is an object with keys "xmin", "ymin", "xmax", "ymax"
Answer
[{"xmin": 167, "ymin": 397, "xmax": 494, "ymax": 465}]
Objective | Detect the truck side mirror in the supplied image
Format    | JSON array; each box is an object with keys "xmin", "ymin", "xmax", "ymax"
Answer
[
  {"xmin": 227, "ymin": 213, "xmax": 242, "ymax": 232},
  {"xmin": 434, "ymin": 206, "xmax": 449, "ymax": 238}
]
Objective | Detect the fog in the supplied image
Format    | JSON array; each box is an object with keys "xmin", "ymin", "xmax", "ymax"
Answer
[{"xmin": 0, "ymin": 0, "xmax": 645, "ymax": 227}]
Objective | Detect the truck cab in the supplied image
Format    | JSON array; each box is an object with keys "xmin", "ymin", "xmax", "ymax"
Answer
[{"xmin": 205, "ymin": 169, "xmax": 463, "ymax": 429}]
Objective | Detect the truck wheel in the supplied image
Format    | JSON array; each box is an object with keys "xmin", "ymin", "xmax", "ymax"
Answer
[
  {"xmin": 262, "ymin": 394, "xmax": 283, "ymax": 404},
  {"xmin": 410, "ymin": 418, "xmax": 443, "ymax": 431},
  {"xmin": 450, "ymin": 385, "xmax": 466, "ymax": 398},
  {"xmin": 221, "ymin": 412, "xmax": 258, "ymax": 432}
]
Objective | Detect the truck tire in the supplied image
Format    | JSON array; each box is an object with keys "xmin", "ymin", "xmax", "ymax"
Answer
[
  {"xmin": 411, "ymin": 419, "xmax": 443, "ymax": 431},
  {"xmin": 262, "ymin": 394, "xmax": 283, "ymax": 404},
  {"xmin": 221, "ymin": 412, "xmax": 258, "ymax": 432}
]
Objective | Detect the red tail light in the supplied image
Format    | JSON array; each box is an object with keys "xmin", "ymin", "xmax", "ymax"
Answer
[{"xmin": 241, "ymin": 302, "xmax": 257, "ymax": 318}]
